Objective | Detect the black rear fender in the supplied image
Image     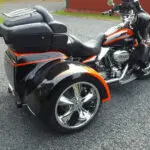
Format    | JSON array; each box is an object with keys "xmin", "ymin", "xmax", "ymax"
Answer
[{"xmin": 24, "ymin": 61, "xmax": 111, "ymax": 115}]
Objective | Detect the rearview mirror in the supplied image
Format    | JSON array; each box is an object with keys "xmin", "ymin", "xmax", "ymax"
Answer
[{"xmin": 107, "ymin": 0, "xmax": 114, "ymax": 6}]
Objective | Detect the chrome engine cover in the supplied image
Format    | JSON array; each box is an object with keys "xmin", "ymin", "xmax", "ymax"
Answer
[{"xmin": 113, "ymin": 50, "xmax": 130, "ymax": 63}]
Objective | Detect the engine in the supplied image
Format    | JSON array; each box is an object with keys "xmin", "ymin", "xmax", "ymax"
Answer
[
  {"xmin": 112, "ymin": 49, "xmax": 130, "ymax": 65},
  {"xmin": 96, "ymin": 48, "xmax": 131, "ymax": 79},
  {"xmin": 107, "ymin": 49, "xmax": 130, "ymax": 78}
]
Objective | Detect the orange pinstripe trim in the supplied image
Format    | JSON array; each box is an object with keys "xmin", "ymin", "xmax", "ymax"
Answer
[
  {"xmin": 84, "ymin": 67, "xmax": 111, "ymax": 103},
  {"xmin": 102, "ymin": 97, "xmax": 111, "ymax": 103},
  {"xmin": 82, "ymin": 55, "xmax": 96, "ymax": 64},
  {"xmin": 103, "ymin": 35, "xmax": 128, "ymax": 46},
  {"xmin": 134, "ymin": 39, "xmax": 139, "ymax": 47},
  {"xmin": 8, "ymin": 48, "xmax": 68, "ymax": 58},
  {"xmin": 8, "ymin": 48, "xmax": 68, "ymax": 67},
  {"xmin": 9, "ymin": 57, "xmax": 64, "ymax": 67},
  {"xmin": 106, "ymin": 28, "xmax": 134, "ymax": 39},
  {"xmin": 106, "ymin": 28, "xmax": 125, "ymax": 38}
]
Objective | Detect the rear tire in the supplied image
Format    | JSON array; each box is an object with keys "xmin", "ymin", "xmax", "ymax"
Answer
[{"xmin": 39, "ymin": 75, "xmax": 103, "ymax": 133}]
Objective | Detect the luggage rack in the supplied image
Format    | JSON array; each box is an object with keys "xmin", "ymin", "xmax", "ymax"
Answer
[{"xmin": 3, "ymin": 8, "xmax": 36, "ymax": 18}]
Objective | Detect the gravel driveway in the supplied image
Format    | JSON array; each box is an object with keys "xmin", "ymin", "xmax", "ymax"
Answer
[{"xmin": 0, "ymin": 2, "xmax": 150, "ymax": 150}]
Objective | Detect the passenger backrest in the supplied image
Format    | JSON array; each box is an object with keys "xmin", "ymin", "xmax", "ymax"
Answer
[
  {"xmin": 34, "ymin": 5, "xmax": 54, "ymax": 23},
  {"xmin": 34, "ymin": 6, "xmax": 67, "ymax": 33}
]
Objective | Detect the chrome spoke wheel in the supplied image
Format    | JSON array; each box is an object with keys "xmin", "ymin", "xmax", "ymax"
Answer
[{"xmin": 55, "ymin": 82, "xmax": 100, "ymax": 129}]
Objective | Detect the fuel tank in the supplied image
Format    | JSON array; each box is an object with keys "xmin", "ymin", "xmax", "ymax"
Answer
[{"xmin": 103, "ymin": 26, "xmax": 134, "ymax": 47}]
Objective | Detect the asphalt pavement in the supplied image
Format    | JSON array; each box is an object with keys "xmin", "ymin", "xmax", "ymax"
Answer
[{"xmin": 0, "ymin": 1, "xmax": 150, "ymax": 150}]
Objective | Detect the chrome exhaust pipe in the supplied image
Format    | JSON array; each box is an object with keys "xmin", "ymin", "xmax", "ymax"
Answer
[{"xmin": 106, "ymin": 64, "xmax": 129, "ymax": 84}]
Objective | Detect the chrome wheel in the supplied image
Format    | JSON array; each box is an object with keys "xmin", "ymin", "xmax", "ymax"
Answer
[{"xmin": 55, "ymin": 82, "xmax": 100, "ymax": 129}]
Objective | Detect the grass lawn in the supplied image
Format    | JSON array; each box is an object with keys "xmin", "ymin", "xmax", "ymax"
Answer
[
  {"xmin": 0, "ymin": 18, "xmax": 4, "ymax": 24},
  {"xmin": 53, "ymin": 10, "xmax": 120, "ymax": 21}
]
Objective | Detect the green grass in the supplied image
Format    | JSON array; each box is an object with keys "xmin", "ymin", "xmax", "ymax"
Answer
[
  {"xmin": 53, "ymin": 10, "xmax": 120, "ymax": 21},
  {"xmin": 0, "ymin": 17, "xmax": 4, "ymax": 24}
]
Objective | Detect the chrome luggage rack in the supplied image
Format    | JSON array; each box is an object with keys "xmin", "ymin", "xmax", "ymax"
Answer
[{"xmin": 3, "ymin": 8, "xmax": 36, "ymax": 18}]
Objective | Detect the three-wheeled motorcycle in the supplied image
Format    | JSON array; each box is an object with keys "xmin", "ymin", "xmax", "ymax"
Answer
[{"xmin": 1, "ymin": 0, "xmax": 150, "ymax": 133}]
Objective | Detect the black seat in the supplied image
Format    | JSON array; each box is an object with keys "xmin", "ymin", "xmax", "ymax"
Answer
[
  {"xmin": 66, "ymin": 34, "xmax": 105, "ymax": 57},
  {"xmin": 34, "ymin": 6, "xmax": 67, "ymax": 33}
]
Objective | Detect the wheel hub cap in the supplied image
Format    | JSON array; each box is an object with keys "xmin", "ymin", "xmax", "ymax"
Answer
[{"xmin": 73, "ymin": 99, "xmax": 82, "ymax": 111}]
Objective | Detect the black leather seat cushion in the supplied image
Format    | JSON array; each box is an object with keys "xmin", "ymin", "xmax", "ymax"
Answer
[
  {"xmin": 49, "ymin": 21, "xmax": 67, "ymax": 33},
  {"xmin": 66, "ymin": 34, "xmax": 105, "ymax": 57}
]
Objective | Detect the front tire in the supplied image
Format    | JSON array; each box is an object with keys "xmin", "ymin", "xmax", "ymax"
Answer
[{"xmin": 40, "ymin": 75, "xmax": 102, "ymax": 133}]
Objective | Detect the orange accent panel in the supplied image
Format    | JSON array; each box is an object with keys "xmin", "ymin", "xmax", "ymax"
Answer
[
  {"xmin": 82, "ymin": 55, "xmax": 96, "ymax": 64},
  {"xmin": 84, "ymin": 67, "xmax": 111, "ymax": 103}
]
